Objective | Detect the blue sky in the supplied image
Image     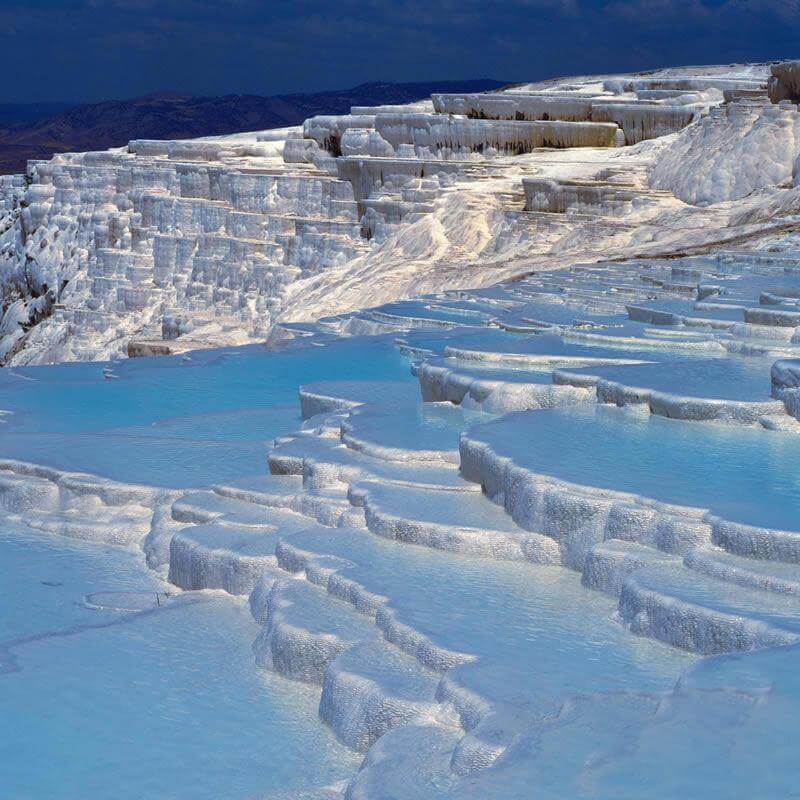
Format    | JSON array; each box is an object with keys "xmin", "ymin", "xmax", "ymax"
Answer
[{"xmin": 4, "ymin": 0, "xmax": 799, "ymax": 103}]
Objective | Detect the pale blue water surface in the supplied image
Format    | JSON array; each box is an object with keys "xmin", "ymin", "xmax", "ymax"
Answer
[
  {"xmin": 0, "ymin": 523, "xmax": 357, "ymax": 800},
  {"xmin": 0, "ymin": 338, "xmax": 399, "ymax": 798},
  {"xmin": 469, "ymin": 405, "xmax": 800, "ymax": 531},
  {"xmin": 0, "ymin": 336, "xmax": 414, "ymax": 487}
]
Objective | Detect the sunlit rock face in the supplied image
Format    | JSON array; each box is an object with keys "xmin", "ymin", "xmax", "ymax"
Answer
[
  {"xmin": 768, "ymin": 60, "xmax": 800, "ymax": 104},
  {"xmin": 650, "ymin": 101, "xmax": 800, "ymax": 205},
  {"xmin": 2, "ymin": 62, "xmax": 794, "ymax": 365}
]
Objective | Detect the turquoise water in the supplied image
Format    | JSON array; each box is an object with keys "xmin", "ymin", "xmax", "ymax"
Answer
[
  {"xmin": 284, "ymin": 526, "xmax": 694, "ymax": 719},
  {"xmin": 344, "ymin": 401, "xmax": 481, "ymax": 457},
  {"xmin": 0, "ymin": 338, "xmax": 384, "ymax": 797},
  {"xmin": 0, "ymin": 336, "xmax": 415, "ymax": 487},
  {"xmin": 0, "ymin": 523, "xmax": 357, "ymax": 800},
  {"xmin": 468, "ymin": 405, "xmax": 800, "ymax": 531},
  {"xmin": 2, "ymin": 258, "xmax": 794, "ymax": 800},
  {"xmin": 0, "ymin": 336, "xmax": 419, "ymax": 795},
  {"xmin": 560, "ymin": 356, "xmax": 775, "ymax": 401}
]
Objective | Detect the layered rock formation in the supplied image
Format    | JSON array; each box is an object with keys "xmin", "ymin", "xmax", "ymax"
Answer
[{"xmin": 3, "ymin": 62, "xmax": 797, "ymax": 369}]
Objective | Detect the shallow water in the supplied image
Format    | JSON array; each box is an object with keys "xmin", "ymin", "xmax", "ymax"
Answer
[
  {"xmin": 286, "ymin": 526, "xmax": 694, "ymax": 716},
  {"xmin": 0, "ymin": 338, "xmax": 410, "ymax": 434},
  {"xmin": 344, "ymin": 401, "xmax": 482, "ymax": 456},
  {"xmin": 561, "ymin": 355, "xmax": 775, "ymax": 400},
  {"xmin": 470, "ymin": 404, "xmax": 800, "ymax": 531},
  {"xmin": 0, "ymin": 524, "xmax": 357, "ymax": 800},
  {"xmin": 0, "ymin": 336, "xmax": 414, "ymax": 487},
  {"xmin": 2, "ymin": 256, "xmax": 795, "ymax": 799}
]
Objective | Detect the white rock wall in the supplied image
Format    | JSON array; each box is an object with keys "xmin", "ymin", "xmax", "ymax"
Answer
[{"xmin": 650, "ymin": 100, "xmax": 800, "ymax": 205}]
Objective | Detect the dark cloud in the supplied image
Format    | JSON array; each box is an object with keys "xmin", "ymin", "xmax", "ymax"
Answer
[{"xmin": 2, "ymin": 0, "xmax": 798, "ymax": 102}]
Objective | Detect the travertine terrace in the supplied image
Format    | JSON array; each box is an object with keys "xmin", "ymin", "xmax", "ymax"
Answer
[
  {"xmin": 3, "ymin": 62, "xmax": 798, "ymax": 365},
  {"xmin": 3, "ymin": 60, "xmax": 800, "ymax": 800}
]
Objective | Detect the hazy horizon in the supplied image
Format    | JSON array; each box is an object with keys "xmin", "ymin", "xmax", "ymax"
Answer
[{"xmin": 0, "ymin": 78, "xmax": 512, "ymax": 108}]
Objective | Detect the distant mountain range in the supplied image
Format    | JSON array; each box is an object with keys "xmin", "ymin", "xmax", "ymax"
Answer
[{"xmin": 0, "ymin": 80, "xmax": 507, "ymax": 174}]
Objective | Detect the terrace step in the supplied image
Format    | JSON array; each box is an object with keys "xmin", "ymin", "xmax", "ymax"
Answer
[
  {"xmin": 213, "ymin": 473, "xmax": 303, "ymax": 509},
  {"xmin": 168, "ymin": 523, "xmax": 286, "ymax": 595},
  {"xmin": 298, "ymin": 379, "xmax": 420, "ymax": 419},
  {"xmin": 711, "ymin": 517, "xmax": 800, "ymax": 565},
  {"xmin": 171, "ymin": 490, "xmax": 277, "ymax": 526},
  {"xmin": 320, "ymin": 640, "xmax": 441, "ymax": 751},
  {"xmin": 684, "ymin": 547, "xmax": 800, "ymax": 595},
  {"xmin": 252, "ymin": 576, "xmax": 379, "ymax": 683},
  {"xmin": 619, "ymin": 563, "xmax": 800, "ymax": 654},
  {"xmin": 418, "ymin": 357, "xmax": 594, "ymax": 413},
  {"xmin": 582, "ymin": 540, "xmax": 680, "ymax": 596},
  {"xmin": 267, "ymin": 431, "xmax": 476, "ymax": 494},
  {"xmin": 435, "ymin": 691, "xmax": 664, "ymax": 799},
  {"xmin": 273, "ymin": 523, "xmax": 691, "ymax": 771},
  {"xmin": 339, "ymin": 404, "xmax": 467, "ymax": 464},
  {"xmin": 460, "ymin": 406, "xmax": 800, "ymax": 568},
  {"xmin": 352, "ymin": 479, "xmax": 561, "ymax": 564},
  {"xmin": 212, "ymin": 472, "xmax": 364, "ymax": 528},
  {"xmin": 553, "ymin": 356, "xmax": 785, "ymax": 425}
]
